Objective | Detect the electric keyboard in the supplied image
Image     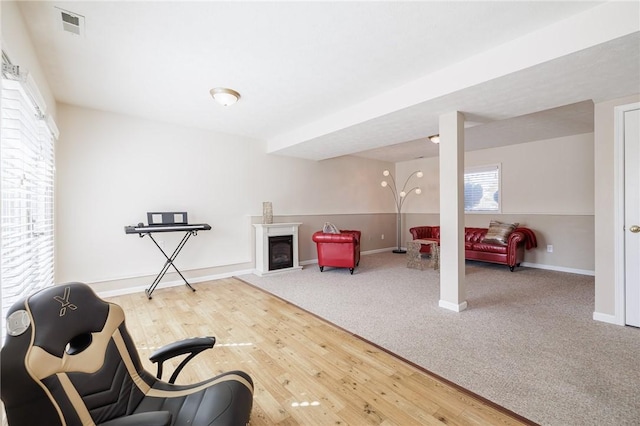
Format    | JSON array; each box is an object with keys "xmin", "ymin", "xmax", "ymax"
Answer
[{"xmin": 125, "ymin": 223, "xmax": 211, "ymax": 234}]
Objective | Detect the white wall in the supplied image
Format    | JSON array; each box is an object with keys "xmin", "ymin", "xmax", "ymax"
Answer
[
  {"xmin": 471, "ymin": 134, "xmax": 594, "ymax": 215},
  {"xmin": 1, "ymin": 1, "xmax": 56, "ymax": 121},
  {"xmin": 399, "ymin": 133, "xmax": 594, "ymax": 215},
  {"xmin": 55, "ymin": 104, "xmax": 394, "ymax": 287}
]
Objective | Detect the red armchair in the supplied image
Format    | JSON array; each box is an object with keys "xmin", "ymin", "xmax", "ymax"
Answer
[{"xmin": 312, "ymin": 230, "xmax": 361, "ymax": 274}]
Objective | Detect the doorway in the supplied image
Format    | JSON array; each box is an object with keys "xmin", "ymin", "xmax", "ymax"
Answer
[
  {"xmin": 624, "ymin": 105, "xmax": 640, "ymax": 326},
  {"xmin": 616, "ymin": 102, "xmax": 640, "ymax": 327}
]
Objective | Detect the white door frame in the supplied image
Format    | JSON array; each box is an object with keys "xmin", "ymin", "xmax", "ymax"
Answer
[{"xmin": 614, "ymin": 102, "xmax": 640, "ymax": 325}]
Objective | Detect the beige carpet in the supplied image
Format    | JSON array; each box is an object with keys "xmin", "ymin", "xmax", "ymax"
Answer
[{"xmin": 239, "ymin": 252, "xmax": 640, "ymax": 426}]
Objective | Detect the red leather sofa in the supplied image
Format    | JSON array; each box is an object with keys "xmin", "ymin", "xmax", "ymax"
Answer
[
  {"xmin": 312, "ymin": 230, "xmax": 361, "ymax": 274},
  {"xmin": 409, "ymin": 225, "xmax": 537, "ymax": 271}
]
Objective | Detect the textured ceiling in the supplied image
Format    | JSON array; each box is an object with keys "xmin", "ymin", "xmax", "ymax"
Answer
[
  {"xmin": 354, "ymin": 100, "xmax": 595, "ymax": 162},
  {"xmin": 12, "ymin": 1, "xmax": 640, "ymax": 162}
]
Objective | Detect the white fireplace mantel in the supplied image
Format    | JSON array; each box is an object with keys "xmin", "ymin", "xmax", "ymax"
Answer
[{"xmin": 253, "ymin": 223, "xmax": 302, "ymax": 276}]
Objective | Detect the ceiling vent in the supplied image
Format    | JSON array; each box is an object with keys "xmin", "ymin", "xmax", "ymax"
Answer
[{"xmin": 56, "ymin": 7, "xmax": 85, "ymax": 36}]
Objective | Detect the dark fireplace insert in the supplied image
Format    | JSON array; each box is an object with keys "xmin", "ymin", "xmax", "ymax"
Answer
[{"xmin": 268, "ymin": 235, "xmax": 293, "ymax": 271}]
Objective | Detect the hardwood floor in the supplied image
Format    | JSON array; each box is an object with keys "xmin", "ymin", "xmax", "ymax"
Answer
[{"xmin": 107, "ymin": 278, "xmax": 534, "ymax": 425}]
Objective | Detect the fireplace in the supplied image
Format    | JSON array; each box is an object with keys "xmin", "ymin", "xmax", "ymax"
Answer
[
  {"xmin": 254, "ymin": 223, "xmax": 302, "ymax": 276},
  {"xmin": 268, "ymin": 235, "xmax": 293, "ymax": 271}
]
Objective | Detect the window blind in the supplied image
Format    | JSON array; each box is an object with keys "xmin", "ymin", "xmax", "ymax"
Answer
[
  {"xmin": 1, "ymin": 78, "xmax": 55, "ymax": 336},
  {"xmin": 464, "ymin": 164, "xmax": 500, "ymax": 212}
]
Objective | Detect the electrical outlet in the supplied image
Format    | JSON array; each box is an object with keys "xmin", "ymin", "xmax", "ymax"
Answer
[
  {"xmin": 547, "ymin": 245, "xmax": 553, "ymax": 253},
  {"xmin": 381, "ymin": 234, "xmax": 385, "ymax": 240}
]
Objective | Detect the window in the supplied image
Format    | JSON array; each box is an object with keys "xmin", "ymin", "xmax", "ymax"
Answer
[
  {"xmin": 1, "ymin": 55, "xmax": 56, "ymax": 337},
  {"xmin": 464, "ymin": 164, "xmax": 500, "ymax": 213}
]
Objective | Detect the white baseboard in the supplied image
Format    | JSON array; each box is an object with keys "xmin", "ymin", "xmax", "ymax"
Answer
[
  {"xmin": 439, "ymin": 299, "xmax": 468, "ymax": 312},
  {"xmin": 96, "ymin": 269, "xmax": 254, "ymax": 298},
  {"xmin": 299, "ymin": 246, "xmax": 398, "ymax": 267},
  {"xmin": 592, "ymin": 311, "xmax": 625, "ymax": 326},
  {"xmin": 520, "ymin": 262, "xmax": 594, "ymax": 276},
  {"xmin": 96, "ymin": 249, "xmax": 397, "ymax": 296},
  {"xmin": 362, "ymin": 247, "xmax": 400, "ymax": 255},
  {"xmin": 97, "ymin": 254, "xmax": 594, "ymax": 299},
  {"xmin": 253, "ymin": 266, "xmax": 303, "ymax": 276}
]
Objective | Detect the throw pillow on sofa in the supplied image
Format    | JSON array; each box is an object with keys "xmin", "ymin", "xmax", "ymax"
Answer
[
  {"xmin": 482, "ymin": 220, "xmax": 519, "ymax": 245},
  {"xmin": 322, "ymin": 222, "xmax": 340, "ymax": 234}
]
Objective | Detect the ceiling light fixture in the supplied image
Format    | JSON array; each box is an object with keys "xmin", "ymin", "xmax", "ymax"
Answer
[
  {"xmin": 429, "ymin": 135, "xmax": 440, "ymax": 144},
  {"xmin": 210, "ymin": 87, "xmax": 241, "ymax": 106}
]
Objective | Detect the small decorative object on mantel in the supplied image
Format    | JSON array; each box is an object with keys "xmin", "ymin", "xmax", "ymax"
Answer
[{"xmin": 262, "ymin": 201, "xmax": 273, "ymax": 224}]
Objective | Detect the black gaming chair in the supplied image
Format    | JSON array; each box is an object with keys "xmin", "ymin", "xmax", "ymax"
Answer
[{"xmin": 1, "ymin": 282, "xmax": 253, "ymax": 425}]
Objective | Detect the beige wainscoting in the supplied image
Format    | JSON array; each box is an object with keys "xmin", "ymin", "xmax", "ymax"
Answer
[
  {"xmin": 90, "ymin": 211, "xmax": 593, "ymax": 297},
  {"xmin": 249, "ymin": 213, "xmax": 397, "ymax": 264},
  {"xmin": 405, "ymin": 213, "xmax": 595, "ymax": 274},
  {"xmin": 89, "ymin": 213, "xmax": 398, "ymax": 296}
]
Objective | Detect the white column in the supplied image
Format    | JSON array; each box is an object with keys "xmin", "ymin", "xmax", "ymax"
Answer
[{"xmin": 438, "ymin": 111, "xmax": 467, "ymax": 312}]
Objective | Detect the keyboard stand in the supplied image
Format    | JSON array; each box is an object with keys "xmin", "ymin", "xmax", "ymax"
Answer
[
  {"xmin": 125, "ymin": 223, "xmax": 211, "ymax": 299},
  {"xmin": 144, "ymin": 231, "xmax": 197, "ymax": 299}
]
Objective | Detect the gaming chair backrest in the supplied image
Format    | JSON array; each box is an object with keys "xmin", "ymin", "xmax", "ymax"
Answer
[{"xmin": 1, "ymin": 283, "xmax": 153, "ymax": 426}]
